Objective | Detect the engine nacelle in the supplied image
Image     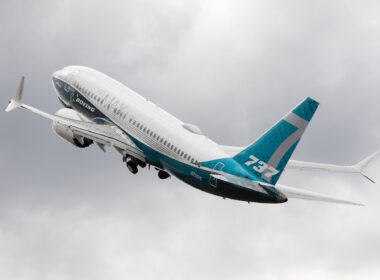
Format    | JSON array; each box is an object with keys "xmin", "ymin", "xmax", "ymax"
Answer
[
  {"xmin": 54, "ymin": 108, "xmax": 84, "ymax": 121},
  {"xmin": 52, "ymin": 108, "xmax": 93, "ymax": 148}
]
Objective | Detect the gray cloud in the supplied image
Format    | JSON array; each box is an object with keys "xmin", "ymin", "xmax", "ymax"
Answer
[{"xmin": 0, "ymin": 0, "xmax": 379, "ymax": 279}]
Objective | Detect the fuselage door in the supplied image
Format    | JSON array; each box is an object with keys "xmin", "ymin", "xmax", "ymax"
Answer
[{"xmin": 209, "ymin": 162, "xmax": 225, "ymax": 187}]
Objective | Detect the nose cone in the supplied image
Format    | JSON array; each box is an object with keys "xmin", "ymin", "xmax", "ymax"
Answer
[
  {"xmin": 52, "ymin": 70, "xmax": 63, "ymax": 79},
  {"xmin": 277, "ymin": 193, "xmax": 288, "ymax": 203}
]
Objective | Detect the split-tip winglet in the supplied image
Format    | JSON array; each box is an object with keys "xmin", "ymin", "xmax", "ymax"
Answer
[
  {"xmin": 5, "ymin": 76, "xmax": 24, "ymax": 112},
  {"xmin": 355, "ymin": 149, "xmax": 380, "ymax": 184}
]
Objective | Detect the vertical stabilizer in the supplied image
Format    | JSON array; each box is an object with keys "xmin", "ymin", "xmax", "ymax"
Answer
[{"xmin": 234, "ymin": 97, "xmax": 319, "ymax": 185}]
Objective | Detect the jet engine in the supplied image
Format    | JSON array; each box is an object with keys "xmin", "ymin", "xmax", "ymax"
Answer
[{"xmin": 52, "ymin": 108, "xmax": 93, "ymax": 148}]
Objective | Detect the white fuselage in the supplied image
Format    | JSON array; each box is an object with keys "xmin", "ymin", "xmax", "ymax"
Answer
[{"xmin": 53, "ymin": 66, "xmax": 229, "ymax": 167}]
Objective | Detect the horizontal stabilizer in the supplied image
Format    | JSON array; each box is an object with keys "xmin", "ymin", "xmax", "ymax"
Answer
[{"xmin": 275, "ymin": 184, "xmax": 363, "ymax": 206}]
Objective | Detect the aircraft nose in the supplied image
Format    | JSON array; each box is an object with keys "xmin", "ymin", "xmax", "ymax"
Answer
[
  {"xmin": 52, "ymin": 70, "xmax": 63, "ymax": 79},
  {"xmin": 277, "ymin": 193, "xmax": 288, "ymax": 203}
]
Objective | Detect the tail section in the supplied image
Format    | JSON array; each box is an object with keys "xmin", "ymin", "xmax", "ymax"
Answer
[{"xmin": 234, "ymin": 97, "xmax": 319, "ymax": 185}]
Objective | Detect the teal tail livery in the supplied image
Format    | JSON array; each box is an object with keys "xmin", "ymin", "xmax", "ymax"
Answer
[{"xmin": 233, "ymin": 97, "xmax": 319, "ymax": 185}]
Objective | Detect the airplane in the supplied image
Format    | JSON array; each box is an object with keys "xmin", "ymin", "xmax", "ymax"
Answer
[{"xmin": 5, "ymin": 66, "xmax": 379, "ymax": 206}]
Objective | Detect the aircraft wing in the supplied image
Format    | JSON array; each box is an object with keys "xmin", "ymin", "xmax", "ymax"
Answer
[
  {"xmin": 5, "ymin": 77, "xmax": 146, "ymax": 162},
  {"xmin": 287, "ymin": 150, "xmax": 380, "ymax": 184}
]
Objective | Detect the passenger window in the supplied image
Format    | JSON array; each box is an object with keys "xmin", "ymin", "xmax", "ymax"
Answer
[{"xmin": 164, "ymin": 140, "xmax": 167, "ymax": 145}]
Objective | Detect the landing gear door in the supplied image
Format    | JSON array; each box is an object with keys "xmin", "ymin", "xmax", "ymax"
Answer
[{"xmin": 209, "ymin": 162, "xmax": 225, "ymax": 187}]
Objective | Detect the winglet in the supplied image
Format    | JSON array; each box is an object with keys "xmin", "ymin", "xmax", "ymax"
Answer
[
  {"xmin": 5, "ymin": 76, "xmax": 24, "ymax": 112},
  {"xmin": 354, "ymin": 149, "xmax": 380, "ymax": 183}
]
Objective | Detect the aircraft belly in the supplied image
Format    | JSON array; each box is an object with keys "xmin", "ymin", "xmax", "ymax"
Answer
[{"xmin": 161, "ymin": 156, "xmax": 279, "ymax": 203}]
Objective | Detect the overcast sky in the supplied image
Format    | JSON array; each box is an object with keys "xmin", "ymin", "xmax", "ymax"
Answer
[{"xmin": 1, "ymin": 0, "xmax": 379, "ymax": 279}]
